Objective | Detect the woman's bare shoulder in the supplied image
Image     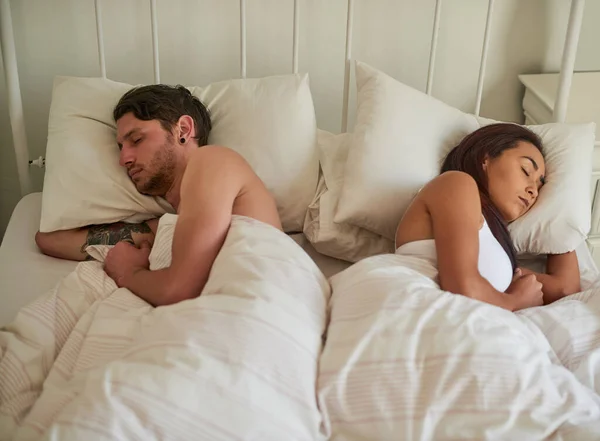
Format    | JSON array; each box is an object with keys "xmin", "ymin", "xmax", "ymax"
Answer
[
  {"xmin": 397, "ymin": 173, "xmax": 478, "ymax": 239},
  {"xmin": 424, "ymin": 171, "xmax": 477, "ymax": 191},
  {"xmin": 420, "ymin": 171, "xmax": 479, "ymax": 201},
  {"xmin": 420, "ymin": 171, "xmax": 482, "ymax": 222}
]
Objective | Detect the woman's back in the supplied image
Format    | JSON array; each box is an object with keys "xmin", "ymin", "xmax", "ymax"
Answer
[{"xmin": 394, "ymin": 171, "xmax": 525, "ymax": 309}]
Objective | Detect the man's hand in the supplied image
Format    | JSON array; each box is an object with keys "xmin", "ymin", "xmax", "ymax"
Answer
[{"xmin": 104, "ymin": 241, "xmax": 151, "ymax": 287}]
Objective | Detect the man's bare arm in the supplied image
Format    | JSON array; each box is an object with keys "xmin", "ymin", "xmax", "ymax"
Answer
[
  {"xmin": 35, "ymin": 219, "xmax": 159, "ymax": 261},
  {"xmin": 119, "ymin": 147, "xmax": 246, "ymax": 306}
]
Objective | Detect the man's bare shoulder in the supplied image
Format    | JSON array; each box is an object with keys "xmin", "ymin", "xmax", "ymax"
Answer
[
  {"xmin": 181, "ymin": 145, "xmax": 281, "ymax": 229},
  {"xmin": 182, "ymin": 145, "xmax": 259, "ymax": 194},
  {"xmin": 188, "ymin": 145, "xmax": 250, "ymax": 170},
  {"xmin": 178, "ymin": 146, "xmax": 249, "ymax": 210},
  {"xmin": 182, "ymin": 146, "xmax": 254, "ymax": 189}
]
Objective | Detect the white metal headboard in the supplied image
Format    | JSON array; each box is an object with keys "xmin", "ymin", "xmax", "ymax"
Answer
[{"xmin": 0, "ymin": 0, "xmax": 587, "ymax": 198}]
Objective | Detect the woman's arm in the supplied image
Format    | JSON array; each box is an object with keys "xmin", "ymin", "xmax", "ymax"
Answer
[
  {"xmin": 421, "ymin": 171, "xmax": 542, "ymax": 311},
  {"xmin": 520, "ymin": 251, "xmax": 580, "ymax": 304}
]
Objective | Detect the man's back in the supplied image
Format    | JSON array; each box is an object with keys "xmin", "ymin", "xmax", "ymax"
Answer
[
  {"xmin": 181, "ymin": 146, "xmax": 282, "ymax": 232},
  {"xmin": 101, "ymin": 144, "xmax": 283, "ymax": 306}
]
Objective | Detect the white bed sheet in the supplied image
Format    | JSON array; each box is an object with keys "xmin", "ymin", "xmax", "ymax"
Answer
[
  {"xmin": 0, "ymin": 193, "xmax": 78, "ymax": 327},
  {"xmin": 2, "ymin": 193, "xmax": 598, "ymax": 328},
  {"xmin": 0, "ymin": 193, "xmax": 351, "ymax": 327}
]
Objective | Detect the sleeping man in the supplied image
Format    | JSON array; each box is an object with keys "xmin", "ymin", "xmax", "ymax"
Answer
[{"xmin": 35, "ymin": 84, "xmax": 282, "ymax": 306}]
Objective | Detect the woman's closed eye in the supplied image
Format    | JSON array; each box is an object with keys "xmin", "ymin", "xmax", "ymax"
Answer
[{"xmin": 521, "ymin": 166, "xmax": 530, "ymax": 177}]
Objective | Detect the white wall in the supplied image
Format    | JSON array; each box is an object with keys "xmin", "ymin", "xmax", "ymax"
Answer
[{"xmin": 0, "ymin": 0, "xmax": 598, "ymax": 240}]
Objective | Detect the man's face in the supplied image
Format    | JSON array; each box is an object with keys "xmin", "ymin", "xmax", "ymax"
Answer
[{"xmin": 116, "ymin": 112, "xmax": 176, "ymax": 195}]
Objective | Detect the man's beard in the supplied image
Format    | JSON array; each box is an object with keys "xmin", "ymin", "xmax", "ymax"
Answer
[{"xmin": 136, "ymin": 140, "xmax": 177, "ymax": 196}]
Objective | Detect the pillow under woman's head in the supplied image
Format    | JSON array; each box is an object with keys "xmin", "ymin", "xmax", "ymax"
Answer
[
  {"xmin": 440, "ymin": 122, "xmax": 546, "ymax": 265},
  {"xmin": 442, "ymin": 123, "xmax": 545, "ymax": 221},
  {"xmin": 335, "ymin": 61, "xmax": 596, "ymax": 254}
]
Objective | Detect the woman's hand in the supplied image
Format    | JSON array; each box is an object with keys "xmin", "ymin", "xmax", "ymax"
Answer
[
  {"xmin": 516, "ymin": 252, "xmax": 581, "ymax": 305},
  {"xmin": 506, "ymin": 268, "xmax": 544, "ymax": 311},
  {"xmin": 517, "ymin": 267, "xmax": 534, "ymax": 276}
]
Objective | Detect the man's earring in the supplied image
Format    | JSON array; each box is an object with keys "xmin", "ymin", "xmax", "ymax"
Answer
[{"xmin": 180, "ymin": 137, "xmax": 185, "ymax": 144}]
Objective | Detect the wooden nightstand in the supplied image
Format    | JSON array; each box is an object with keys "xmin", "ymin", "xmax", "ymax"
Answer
[{"xmin": 519, "ymin": 72, "xmax": 600, "ymax": 264}]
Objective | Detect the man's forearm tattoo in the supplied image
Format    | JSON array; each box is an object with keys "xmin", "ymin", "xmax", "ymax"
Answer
[{"xmin": 81, "ymin": 222, "xmax": 152, "ymax": 260}]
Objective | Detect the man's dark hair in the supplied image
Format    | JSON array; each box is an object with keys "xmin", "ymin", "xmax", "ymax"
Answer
[{"xmin": 113, "ymin": 84, "xmax": 212, "ymax": 146}]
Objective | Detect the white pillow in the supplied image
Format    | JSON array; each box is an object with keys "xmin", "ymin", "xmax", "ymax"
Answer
[
  {"xmin": 335, "ymin": 61, "xmax": 596, "ymax": 254},
  {"xmin": 41, "ymin": 74, "xmax": 318, "ymax": 233},
  {"xmin": 304, "ymin": 130, "xmax": 394, "ymax": 262}
]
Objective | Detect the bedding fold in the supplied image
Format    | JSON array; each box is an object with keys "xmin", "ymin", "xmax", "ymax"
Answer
[
  {"xmin": 318, "ymin": 253, "xmax": 600, "ymax": 440},
  {"xmin": 1, "ymin": 215, "xmax": 330, "ymax": 441}
]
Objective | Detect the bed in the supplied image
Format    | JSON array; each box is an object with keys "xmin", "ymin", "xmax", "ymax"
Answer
[
  {"xmin": 0, "ymin": 192, "xmax": 351, "ymax": 327},
  {"xmin": 3, "ymin": 0, "xmax": 600, "ymax": 440},
  {"xmin": 0, "ymin": 194, "xmax": 76, "ymax": 326},
  {"xmin": 3, "ymin": 191, "xmax": 597, "ymax": 328}
]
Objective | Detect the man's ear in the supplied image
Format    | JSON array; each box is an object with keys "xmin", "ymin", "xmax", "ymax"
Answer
[{"xmin": 177, "ymin": 115, "xmax": 195, "ymax": 143}]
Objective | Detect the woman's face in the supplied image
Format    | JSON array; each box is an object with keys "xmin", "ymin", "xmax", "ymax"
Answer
[{"xmin": 484, "ymin": 141, "xmax": 545, "ymax": 222}]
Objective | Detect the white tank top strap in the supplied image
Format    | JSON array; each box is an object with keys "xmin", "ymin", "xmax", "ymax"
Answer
[{"xmin": 395, "ymin": 217, "xmax": 513, "ymax": 292}]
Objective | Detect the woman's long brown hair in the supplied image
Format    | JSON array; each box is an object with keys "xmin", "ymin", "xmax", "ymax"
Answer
[{"xmin": 440, "ymin": 123, "xmax": 544, "ymax": 270}]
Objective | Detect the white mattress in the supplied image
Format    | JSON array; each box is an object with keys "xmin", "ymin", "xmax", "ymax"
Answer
[
  {"xmin": 0, "ymin": 193, "xmax": 351, "ymax": 327},
  {"xmin": 2, "ymin": 193, "xmax": 598, "ymax": 327}
]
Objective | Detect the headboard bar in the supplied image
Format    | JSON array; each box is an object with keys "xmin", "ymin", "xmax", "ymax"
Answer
[
  {"xmin": 554, "ymin": 0, "xmax": 586, "ymax": 123},
  {"xmin": 240, "ymin": 0, "xmax": 247, "ymax": 79},
  {"xmin": 292, "ymin": 0, "xmax": 300, "ymax": 74},
  {"xmin": 94, "ymin": 0, "xmax": 107, "ymax": 78},
  {"xmin": 474, "ymin": 0, "xmax": 495, "ymax": 116},
  {"xmin": 0, "ymin": 0, "xmax": 31, "ymax": 196},
  {"xmin": 341, "ymin": 0, "xmax": 354, "ymax": 133},
  {"xmin": 150, "ymin": 0, "xmax": 160, "ymax": 83},
  {"xmin": 426, "ymin": 0, "xmax": 443, "ymax": 96}
]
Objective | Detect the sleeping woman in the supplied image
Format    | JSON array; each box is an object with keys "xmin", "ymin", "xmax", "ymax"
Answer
[{"xmin": 395, "ymin": 123, "xmax": 580, "ymax": 312}]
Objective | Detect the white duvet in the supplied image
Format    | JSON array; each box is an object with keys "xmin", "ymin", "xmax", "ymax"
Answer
[
  {"xmin": 5, "ymin": 216, "xmax": 600, "ymax": 441},
  {"xmin": 0, "ymin": 215, "xmax": 331, "ymax": 441},
  {"xmin": 318, "ymin": 254, "xmax": 600, "ymax": 440}
]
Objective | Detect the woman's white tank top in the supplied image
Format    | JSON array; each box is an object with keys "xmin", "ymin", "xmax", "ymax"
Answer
[{"xmin": 395, "ymin": 219, "xmax": 513, "ymax": 292}]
